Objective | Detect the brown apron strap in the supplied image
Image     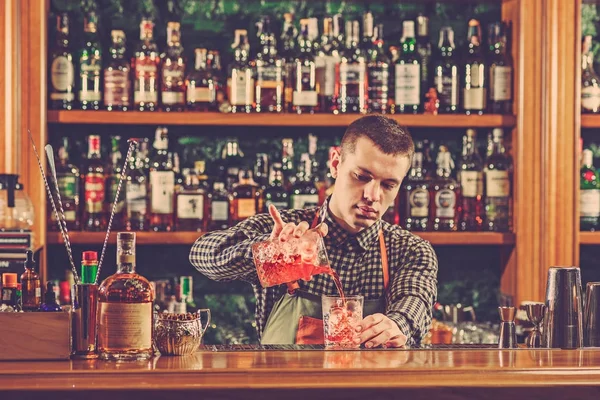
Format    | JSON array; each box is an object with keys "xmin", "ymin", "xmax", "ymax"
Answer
[
  {"xmin": 286, "ymin": 210, "xmax": 322, "ymax": 293},
  {"xmin": 379, "ymin": 229, "xmax": 389, "ymax": 291}
]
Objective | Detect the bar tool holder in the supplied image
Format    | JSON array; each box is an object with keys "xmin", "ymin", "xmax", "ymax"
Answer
[
  {"xmin": 542, "ymin": 266, "xmax": 583, "ymax": 349},
  {"xmin": 525, "ymin": 302, "xmax": 545, "ymax": 348},
  {"xmin": 584, "ymin": 282, "xmax": 600, "ymax": 347},
  {"xmin": 498, "ymin": 306, "xmax": 518, "ymax": 349},
  {"xmin": 71, "ymin": 284, "xmax": 99, "ymax": 359}
]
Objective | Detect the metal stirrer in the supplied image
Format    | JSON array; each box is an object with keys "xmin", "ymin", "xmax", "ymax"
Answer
[
  {"xmin": 27, "ymin": 129, "xmax": 79, "ymax": 284},
  {"xmin": 95, "ymin": 139, "xmax": 138, "ymax": 284}
]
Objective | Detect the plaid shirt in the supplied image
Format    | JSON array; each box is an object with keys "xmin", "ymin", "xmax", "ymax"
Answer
[{"xmin": 189, "ymin": 202, "xmax": 438, "ymax": 345}]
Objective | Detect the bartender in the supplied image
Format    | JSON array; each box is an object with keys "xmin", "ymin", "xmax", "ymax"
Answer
[{"xmin": 190, "ymin": 115, "xmax": 438, "ymax": 348}]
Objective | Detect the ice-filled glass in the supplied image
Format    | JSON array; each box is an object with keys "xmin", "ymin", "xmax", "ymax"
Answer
[
  {"xmin": 322, "ymin": 294, "xmax": 364, "ymax": 349},
  {"xmin": 252, "ymin": 230, "xmax": 331, "ymax": 288}
]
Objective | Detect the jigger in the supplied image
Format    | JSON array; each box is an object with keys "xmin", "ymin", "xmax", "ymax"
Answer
[
  {"xmin": 525, "ymin": 302, "xmax": 545, "ymax": 348},
  {"xmin": 498, "ymin": 306, "xmax": 518, "ymax": 349}
]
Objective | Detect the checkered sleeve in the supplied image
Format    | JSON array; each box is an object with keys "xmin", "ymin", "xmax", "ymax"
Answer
[
  {"xmin": 188, "ymin": 213, "xmax": 275, "ymax": 285},
  {"xmin": 385, "ymin": 233, "xmax": 438, "ymax": 345}
]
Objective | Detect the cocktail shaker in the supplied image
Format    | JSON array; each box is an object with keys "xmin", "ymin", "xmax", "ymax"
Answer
[
  {"xmin": 584, "ymin": 282, "xmax": 600, "ymax": 347},
  {"xmin": 71, "ymin": 284, "xmax": 99, "ymax": 359},
  {"xmin": 542, "ymin": 266, "xmax": 583, "ymax": 349}
]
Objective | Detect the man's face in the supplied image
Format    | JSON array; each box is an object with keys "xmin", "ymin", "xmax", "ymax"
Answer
[{"xmin": 329, "ymin": 137, "xmax": 411, "ymax": 233}]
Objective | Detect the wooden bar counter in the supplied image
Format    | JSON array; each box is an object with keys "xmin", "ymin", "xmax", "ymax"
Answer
[{"xmin": 1, "ymin": 347, "xmax": 600, "ymax": 399}]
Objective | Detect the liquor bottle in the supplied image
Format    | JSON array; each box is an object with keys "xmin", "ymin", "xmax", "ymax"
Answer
[
  {"xmin": 292, "ymin": 20, "xmax": 318, "ymax": 114},
  {"xmin": 124, "ymin": 147, "xmax": 148, "ymax": 231},
  {"xmin": 230, "ymin": 169, "xmax": 263, "ymax": 225},
  {"xmin": 254, "ymin": 17, "xmax": 285, "ymax": 113},
  {"xmin": 580, "ymin": 148, "xmax": 600, "ymax": 231},
  {"xmin": 222, "ymin": 138, "xmax": 245, "ymax": 189},
  {"xmin": 434, "ymin": 27, "xmax": 459, "ymax": 113},
  {"xmin": 21, "ymin": 250, "xmax": 41, "ymax": 311},
  {"xmin": 334, "ymin": 20, "xmax": 367, "ymax": 114},
  {"xmin": 316, "ymin": 15, "xmax": 342, "ymax": 112},
  {"xmin": 149, "ymin": 128, "xmax": 175, "ymax": 232},
  {"xmin": 281, "ymin": 138, "xmax": 295, "ymax": 188},
  {"xmin": 208, "ymin": 181, "xmax": 230, "ymax": 230},
  {"xmin": 582, "ymin": 36, "xmax": 600, "ymax": 114},
  {"xmin": 395, "ymin": 21, "xmax": 421, "ymax": 114},
  {"xmin": 98, "ymin": 232, "xmax": 154, "ymax": 361},
  {"xmin": 280, "ymin": 13, "xmax": 297, "ymax": 112},
  {"xmin": 290, "ymin": 153, "xmax": 320, "ymax": 210},
  {"xmin": 463, "ymin": 19, "xmax": 487, "ymax": 115},
  {"xmin": 254, "ymin": 153, "xmax": 269, "ymax": 189},
  {"xmin": 228, "ymin": 30, "xmax": 254, "ymax": 113},
  {"xmin": 172, "ymin": 152, "xmax": 184, "ymax": 191},
  {"xmin": 175, "ymin": 170, "xmax": 207, "ymax": 232},
  {"xmin": 1, "ymin": 273, "xmax": 20, "ymax": 312},
  {"xmin": 49, "ymin": 13, "xmax": 75, "ymax": 110},
  {"xmin": 361, "ymin": 11, "xmax": 375, "ymax": 53},
  {"xmin": 430, "ymin": 146, "xmax": 458, "ymax": 231},
  {"xmin": 161, "ymin": 22, "xmax": 186, "ymax": 112},
  {"xmin": 139, "ymin": 138, "xmax": 151, "ymax": 174},
  {"xmin": 40, "ymin": 282, "xmax": 62, "ymax": 312},
  {"xmin": 264, "ymin": 163, "xmax": 289, "ymax": 211},
  {"xmin": 83, "ymin": 135, "xmax": 107, "ymax": 231},
  {"xmin": 367, "ymin": 24, "xmax": 390, "ymax": 113},
  {"xmin": 488, "ymin": 22, "xmax": 513, "ymax": 114},
  {"xmin": 104, "ymin": 30, "xmax": 131, "ymax": 111},
  {"xmin": 458, "ymin": 129, "xmax": 484, "ymax": 231},
  {"xmin": 484, "ymin": 129, "xmax": 512, "ymax": 231},
  {"xmin": 105, "ymin": 136, "xmax": 125, "ymax": 230},
  {"xmin": 81, "ymin": 251, "xmax": 98, "ymax": 284},
  {"xmin": 208, "ymin": 50, "xmax": 224, "ymax": 105},
  {"xmin": 186, "ymin": 48, "xmax": 218, "ymax": 111},
  {"xmin": 78, "ymin": 12, "xmax": 102, "ymax": 110},
  {"xmin": 400, "ymin": 141, "xmax": 430, "ymax": 231},
  {"xmin": 416, "ymin": 15, "xmax": 432, "ymax": 102},
  {"xmin": 132, "ymin": 19, "xmax": 159, "ymax": 111},
  {"xmin": 48, "ymin": 137, "xmax": 80, "ymax": 231}
]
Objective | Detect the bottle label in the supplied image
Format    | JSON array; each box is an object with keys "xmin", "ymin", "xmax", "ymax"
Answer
[
  {"xmin": 293, "ymin": 91, "xmax": 318, "ymax": 106},
  {"xmin": 126, "ymin": 182, "xmax": 147, "ymax": 215},
  {"xmin": 394, "ymin": 64, "xmax": 421, "ymax": 105},
  {"xmin": 236, "ymin": 199, "xmax": 256, "ymax": 218},
  {"xmin": 257, "ymin": 66, "xmax": 282, "ymax": 88},
  {"xmin": 134, "ymin": 61, "xmax": 158, "ymax": 104},
  {"xmin": 266, "ymin": 200, "xmax": 288, "ymax": 210},
  {"xmin": 51, "ymin": 56, "xmax": 74, "ymax": 92},
  {"xmin": 322, "ymin": 55, "xmax": 338, "ymax": 96},
  {"xmin": 108, "ymin": 179, "xmax": 125, "ymax": 213},
  {"xmin": 98, "ymin": 302, "xmax": 153, "ymax": 351},
  {"xmin": 460, "ymin": 171, "xmax": 483, "ymax": 197},
  {"xmin": 485, "ymin": 170, "xmax": 510, "ymax": 197},
  {"xmin": 211, "ymin": 200, "xmax": 229, "ymax": 221},
  {"xmin": 161, "ymin": 92, "xmax": 185, "ymax": 105},
  {"xmin": 435, "ymin": 189, "xmax": 456, "ymax": 218},
  {"xmin": 291, "ymin": 194, "xmax": 319, "ymax": 210},
  {"xmin": 582, "ymin": 86, "xmax": 600, "ymax": 111},
  {"xmin": 188, "ymin": 87, "xmax": 212, "ymax": 103},
  {"xmin": 228, "ymin": 72, "xmax": 254, "ymax": 106},
  {"xmin": 51, "ymin": 210, "xmax": 77, "ymax": 222},
  {"xmin": 463, "ymin": 88, "xmax": 487, "ymax": 110},
  {"xmin": 369, "ymin": 66, "xmax": 390, "ymax": 108},
  {"xmin": 79, "ymin": 62, "xmax": 102, "ymax": 102},
  {"xmin": 104, "ymin": 69, "xmax": 130, "ymax": 106},
  {"xmin": 340, "ymin": 64, "xmax": 364, "ymax": 84},
  {"xmin": 409, "ymin": 188, "xmax": 429, "ymax": 217},
  {"xmin": 79, "ymin": 90, "xmax": 101, "ymax": 102},
  {"xmin": 434, "ymin": 72, "xmax": 459, "ymax": 106},
  {"xmin": 580, "ymin": 189, "xmax": 600, "ymax": 217},
  {"xmin": 57, "ymin": 174, "xmax": 78, "ymax": 199},
  {"xmin": 150, "ymin": 171, "xmax": 175, "ymax": 214},
  {"xmin": 134, "ymin": 90, "xmax": 158, "ymax": 104},
  {"xmin": 491, "ymin": 65, "xmax": 512, "ymax": 101},
  {"xmin": 177, "ymin": 194, "xmax": 204, "ymax": 219},
  {"xmin": 35, "ymin": 287, "xmax": 41, "ymax": 298},
  {"xmin": 84, "ymin": 173, "xmax": 105, "ymax": 213}
]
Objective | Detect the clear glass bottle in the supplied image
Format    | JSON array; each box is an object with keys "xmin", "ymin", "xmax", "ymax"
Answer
[
  {"xmin": 582, "ymin": 35, "xmax": 600, "ymax": 114},
  {"xmin": 394, "ymin": 20, "xmax": 421, "ymax": 114},
  {"xmin": 132, "ymin": 19, "xmax": 159, "ymax": 111},
  {"xmin": 292, "ymin": 20, "xmax": 318, "ymax": 114},
  {"xmin": 105, "ymin": 136, "xmax": 125, "ymax": 230},
  {"xmin": 458, "ymin": 129, "xmax": 484, "ymax": 231},
  {"xmin": 49, "ymin": 13, "xmax": 75, "ymax": 110},
  {"xmin": 430, "ymin": 146, "xmax": 458, "ymax": 231},
  {"xmin": 124, "ymin": 147, "xmax": 148, "ymax": 231},
  {"xmin": 290, "ymin": 153, "xmax": 320, "ymax": 210},
  {"xmin": 580, "ymin": 148, "xmax": 600, "ymax": 231},
  {"xmin": 463, "ymin": 19, "xmax": 487, "ymax": 115},
  {"xmin": 367, "ymin": 24, "xmax": 390, "ymax": 113},
  {"xmin": 230, "ymin": 169, "xmax": 263, "ymax": 225},
  {"xmin": 334, "ymin": 20, "xmax": 367, "ymax": 114},
  {"xmin": 83, "ymin": 135, "xmax": 107, "ymax": 231},
  {"xmin": 228, "ymin": 30, "xmax": 254, "ymax": 113},
  {"xmin": 48, "ymin": 137, "xmax": 80, "ymax": 231},
  {"xmin": 484, "ymin": 129, "xmax": 512, "ymax": 231},
  {"xmin": 104, "ymin": 30, "xmax": 131, "ymax": 111},
  {"xmin": 186, "ymin": 48, "xmax": 218, "ymax": 111},
  {"xmin": 98, "ymin": 232, "xmax": 154, "ymax": 361},
  {"xmin": 208, "ymin": 181, "xmax": 230, "ymax": 230},
  {"xmin": 175, "ymin": 171, "xmax": 207, "ymax": 232},
  {"xmin": 488, "ymin": 22, "xmax": 513, "ymax": 114},
  {"xmin": 400, "ymin": 141, "xmax": 430, "ymax": 231},
  {"xmin": 78, "ymin": 11, "xmax": 102, "ymax": 110},
  {"xmin": 254, "ymin": 17, "xmax": 285, "ymax": 113},
  {"xmin": 434, "ymin": 27, "xmax": 459, "ymax": 113},
  {"xmin": 148, "ymin": 127, "xmax": 175, "ymax": 232},
  {"xmin": 161, "ymin": 22, "xmax": 186, "ymax": 112}
]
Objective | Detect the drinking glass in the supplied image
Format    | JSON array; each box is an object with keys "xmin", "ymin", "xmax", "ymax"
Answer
[{"xmin": 322, "ymin": 294, "xmax": 363, "ymax": 349}]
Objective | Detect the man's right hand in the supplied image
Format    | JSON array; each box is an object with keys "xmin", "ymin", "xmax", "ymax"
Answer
[{"xmin": 268, "ymin": 204, "xmax": 328, "ymax": 242}]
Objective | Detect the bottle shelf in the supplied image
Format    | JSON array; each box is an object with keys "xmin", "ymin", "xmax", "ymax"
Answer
[
  {"xmin": 46, "ymin": 231, "xmax": 515, "ymax": 246},
  {"xmin": 579, "ymin": 232, "xmax": 600, "ymax": 245},
  {"xmin": 47, "ymin": 110, "xmax": 517, "ymax": 128}
]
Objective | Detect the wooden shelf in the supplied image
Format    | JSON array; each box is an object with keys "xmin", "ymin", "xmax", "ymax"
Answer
[
  {"xmin": 46, "ymin": 231, "xmax": 515, "ymax": 246},
  {"xmin": 47, "ymin": 110, "xmax": 517, "ymax": 128},
  {"xmin": 579, "ymin": 232, "xmax": 600, "ymax": 245}
]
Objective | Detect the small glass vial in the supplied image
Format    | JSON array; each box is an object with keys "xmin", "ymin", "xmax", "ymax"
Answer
[{"xmin": 21, "ymin": 250, "xmax": 41, "ymax": 311}]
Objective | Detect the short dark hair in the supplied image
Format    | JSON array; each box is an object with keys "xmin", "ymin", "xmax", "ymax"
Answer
[{"xmin": 340, "ymin": 115, "xmax": 414, "ymax": 160}]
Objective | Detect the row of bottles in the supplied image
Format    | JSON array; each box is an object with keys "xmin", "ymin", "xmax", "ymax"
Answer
[
  {"xmin": 49, "ymin": 11, "xmax": 513, "ymax": 115},
  {"xmin": 580, "ymin": 141, "xmax": 600, "ymax": 231}
]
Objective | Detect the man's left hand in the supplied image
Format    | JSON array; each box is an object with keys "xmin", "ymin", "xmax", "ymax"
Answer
[{"xmin": 355, "ymin": 313, "xmax": 407, "ymax": 348}]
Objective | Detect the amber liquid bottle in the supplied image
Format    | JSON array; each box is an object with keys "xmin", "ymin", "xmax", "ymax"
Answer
[
  {"xmin": 132, "ymin": 19, "xmax": 159, "ymax": 111},
  {"xmin": 254, "ymin": 17, "xmax": 285, "ymax": 113},
  {"xmin": 98, "ymin": 232, "xmax": 154, "ymax": 361},
  {"xmin": 83, "ymin": 135, "xmax": 107, "ymax": 231},
  {"xmin": 230, "ymin": 169, "xmax": 263, "ymax": 225},
  {"xmin": 367, "ymin": 24, "xmax": 390, "ymax": 113},
  {"xmin": 458, "ymin": 129, "xmax": 484, "ymax": 231},
  {"xmin": 334, "ymin": 20, "xmax": 367, "ymax": 114},
  {"xmin": 292, "ymin": 20, "xmax": 318, "ymax": 114},
  {"xmin": 104, "ymin": 30, "xmax": 131, "ymax": 111},
  {"xmin": 21, "ymin": 250, "xmax": 41, "ymax": 311},
  {"xmin": 161, "ymin": 22, "xmax": 186, "ymax": 112},
  {"xmin": 430, "ymin": 146, "xmax": 458, "ymax": 231},
  {"xmin": 186, "ymin": 48, "xmax": 218, "ymax": 111},
  {"xmin": 488, "ymin": 22, "xmax": 513, "ymax": 114},
  {"xmin": 228, "ymin": 30, "xmax": 254, "ymax": 113}
]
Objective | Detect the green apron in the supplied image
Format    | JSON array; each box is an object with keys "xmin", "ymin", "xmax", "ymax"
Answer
[{"xmin": 261, "ymin": 228, "xmax": 389, "ymax": 345}]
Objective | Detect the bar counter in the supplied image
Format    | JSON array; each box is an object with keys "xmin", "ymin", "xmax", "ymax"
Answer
[{"xmin": 1, "ymin": 347, "xmax": 600, "ymax": 399}]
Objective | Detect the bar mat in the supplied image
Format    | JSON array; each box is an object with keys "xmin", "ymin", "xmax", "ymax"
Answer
[{"xmin": 201, "ymin": 343, "xmax": 500, "ymax": 352}]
